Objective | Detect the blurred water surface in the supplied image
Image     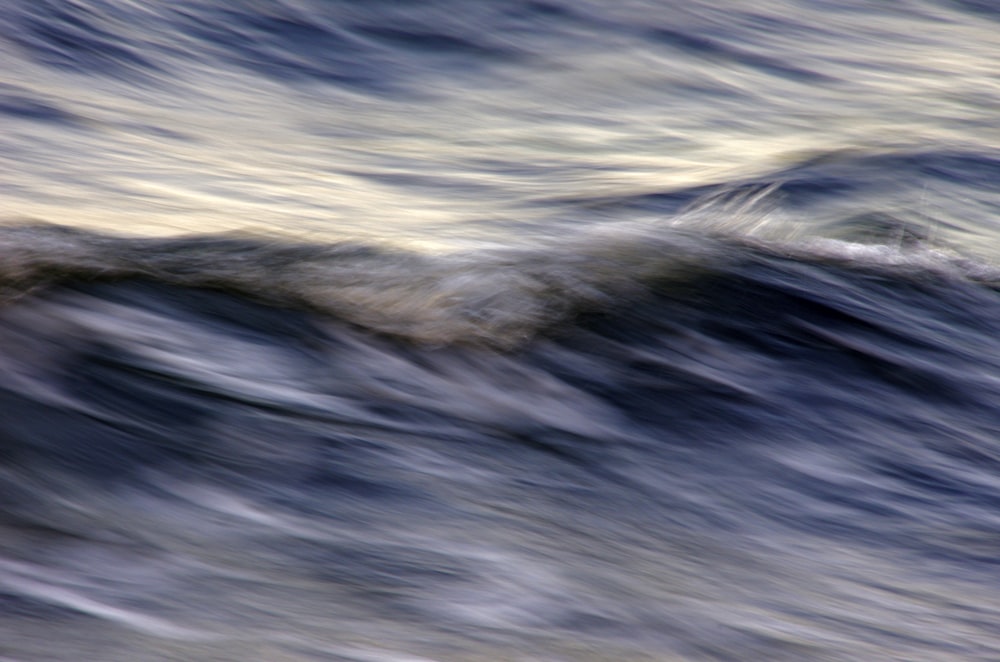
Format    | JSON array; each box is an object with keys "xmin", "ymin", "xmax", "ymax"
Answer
[{"xmin": 3, "ymin": 1, "xmax": 1000, "ymax": 660}]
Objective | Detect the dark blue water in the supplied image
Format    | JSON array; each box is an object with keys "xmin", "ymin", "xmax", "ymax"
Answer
[{"xmin": 3, "ymin": 1, "xmax": 1000, "ymax": 660}]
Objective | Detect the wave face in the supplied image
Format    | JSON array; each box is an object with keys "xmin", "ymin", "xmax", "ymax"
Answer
[
  {"xmin": 4, "ymin": 226, "xmax": 1000, "ymax": 660},
  {"xmin": 5, "ymin": 0, "xmax": 1000, "ymax": 660}
]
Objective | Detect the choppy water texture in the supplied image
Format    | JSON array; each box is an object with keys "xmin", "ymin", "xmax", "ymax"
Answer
[{"xmin": 3, "ymin": 1, "xmax": 1000, "ymax": 660}]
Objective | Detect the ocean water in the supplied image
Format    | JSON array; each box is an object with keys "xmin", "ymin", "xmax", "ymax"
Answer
[{"xmin": 3, "ymin": 1, "xmax": 1000, "ymax": 660}]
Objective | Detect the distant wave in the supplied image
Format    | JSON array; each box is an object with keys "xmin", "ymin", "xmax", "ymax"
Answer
[{"xmin": 1, "ymin": 0, "xmax": 540, "ymax": 91}]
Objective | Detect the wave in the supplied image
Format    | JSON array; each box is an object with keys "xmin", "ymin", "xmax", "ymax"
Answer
[
  {"xmin": 4, "ymin": 219, "xmax": 1000, "ymax": 659},
  {"xmin": 6, "ymin": 0, "xmax": 1000, "ymax": 657},
  {"xmin": 1, "ymin": 0, "xmax": 539, "ymax": 93},
  {"xmin": 550, "ymin": 148, "xmax": 1000, "ymax": 211},
  {"xmin": 1, "ymin": 218, "xmax": 994, "ymax": 346}
]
